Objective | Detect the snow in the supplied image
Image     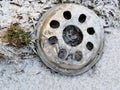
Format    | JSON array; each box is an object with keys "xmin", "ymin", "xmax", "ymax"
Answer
[{"xmin": 0, "ymin": 0, "xmax": 120, "ymax": 90}]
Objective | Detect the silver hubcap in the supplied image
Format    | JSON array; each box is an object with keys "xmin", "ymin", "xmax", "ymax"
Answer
[{"xmin": 36, "ymin": 4, "xmax": 104, "ymax": 75}]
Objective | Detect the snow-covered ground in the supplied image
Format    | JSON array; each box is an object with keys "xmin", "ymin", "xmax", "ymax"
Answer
[{"xmin": 0, "ymin": 0, "xmax": 120, "ymax": 90}]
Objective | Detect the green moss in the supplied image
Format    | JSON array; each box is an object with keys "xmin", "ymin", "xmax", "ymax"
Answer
[{"xmin": 5, "ymin": 23, "xmax": 30, "ymax": 48}]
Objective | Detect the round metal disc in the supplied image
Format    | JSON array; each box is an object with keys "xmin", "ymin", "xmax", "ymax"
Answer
[{"xmin": 36, "ymin": 3, "xmax": 104, "ymax": 75}]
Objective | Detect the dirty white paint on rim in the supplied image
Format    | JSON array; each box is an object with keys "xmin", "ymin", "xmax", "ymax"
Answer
[{"xmin": 36, "ymin": 3, "xmax": 104, "ymax": 75}]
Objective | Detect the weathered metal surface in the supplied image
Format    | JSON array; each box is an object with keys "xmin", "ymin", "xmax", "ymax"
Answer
[{"xmin": 36, "ymin": 3, "xmax": 104, "ymax": 75}]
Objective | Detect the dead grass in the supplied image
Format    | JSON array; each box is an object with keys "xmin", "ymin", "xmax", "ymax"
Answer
[{"xmin": 1, "ymin": 23, "xmax": 30, "ymax": 48}]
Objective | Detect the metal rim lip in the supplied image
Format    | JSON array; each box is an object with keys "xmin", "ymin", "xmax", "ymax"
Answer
[{"xmin": 36, "ymin": 3, "xmax": 104, "ymax": 75}]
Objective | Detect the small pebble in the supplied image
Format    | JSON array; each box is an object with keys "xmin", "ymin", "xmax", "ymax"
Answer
[{"xmin": 66, "ymin": 53, "xmax": 73, "ymax": 60}]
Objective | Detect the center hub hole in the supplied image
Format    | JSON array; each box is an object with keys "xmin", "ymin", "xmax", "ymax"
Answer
[{"xmin": 63, "ymin": 25, "xmax": 83, "ymax": 47}]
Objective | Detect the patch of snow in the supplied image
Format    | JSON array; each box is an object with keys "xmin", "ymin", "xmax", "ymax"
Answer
[{"xmin": 0, "ymin": 0, "xmax": 120, "ymax": 90}]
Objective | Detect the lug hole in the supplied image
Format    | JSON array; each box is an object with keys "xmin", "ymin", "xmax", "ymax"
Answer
[
  {"xmin": 50, "ymin": 20, "xmax": 60, "ymax": 28},
  {"xmin": 63, "ymin": 11, "xmax": 71, "ymax": 20},
  {"xmin": 86, "ymin": 42, "xmax": 94, "ymax": 51},
  {"xmin": 58, "ymin": 48, "xmax": 67, "ymax": 59},
  {"xmin": 48, "ymin": 36, "xmax": 58, "ymax": 45},
  {"xmin": 87, "ymin": 27, "xmax": 95, "ymax": 35},
  {"xmin": 79, "ymin": 14, "xmax": 86, "ymax": 23},
  {"xmin": 75, "ymin": 51, "xmax": 83, "ymax": 61}
]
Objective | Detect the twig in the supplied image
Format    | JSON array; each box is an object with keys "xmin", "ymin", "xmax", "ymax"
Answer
[{"xmin": 10, "ymin": 2, "xmax": 22, "ymax": 7}]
